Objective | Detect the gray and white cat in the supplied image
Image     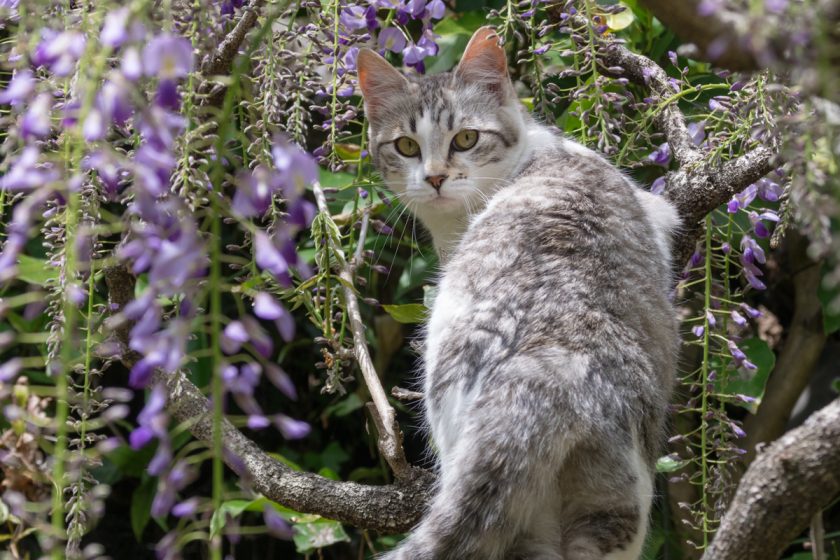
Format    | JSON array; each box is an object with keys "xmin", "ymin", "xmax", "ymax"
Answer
[{"xmin": 357, "ymin": 26, "xmax": 679, "ymax": 560}]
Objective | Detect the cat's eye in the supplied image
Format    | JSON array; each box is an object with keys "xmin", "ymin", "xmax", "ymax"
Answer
[
  {"xmin": 452, "ymin": 129, "xmax": 479, "ymax": 151},
  {"xmin": 395, "ymin": 136, "xmax": 420, "ymax": 157}
]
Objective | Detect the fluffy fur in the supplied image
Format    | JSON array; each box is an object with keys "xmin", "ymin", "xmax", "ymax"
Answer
[{"xmin": 358, "ymin": 27, "xmax": 679, "ymax": 560}]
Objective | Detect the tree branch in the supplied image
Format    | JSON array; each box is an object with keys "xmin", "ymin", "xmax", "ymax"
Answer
[
  {"xmin": 104, "ymin": 265, "xmax": 432, "ymax": 533},
  {"xmin": 701, "ymin": 396, "xmax": 840, "ymax": 560},
  {"xmin": 551, "ymin": 14, "xmax": 781, "ymax": 266},
  {"xmin": 597, "ymin": 42, "xmax": 701, "ymax": 167},
  {"xmin": 665, "ymin": 146, "xmax": 777, "ymax": 266},
  {"xmin": 200, "ymin": 0, "xmax": 267, "ymax": 77},
  {"xmin": 312, "ymin": 183, "xmax": 412, "ymax": 480}
]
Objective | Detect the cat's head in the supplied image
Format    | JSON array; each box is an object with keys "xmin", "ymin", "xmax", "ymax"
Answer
[{"xmin": 357, "ymin": 27, "xmax": 529, "ymax": 235}]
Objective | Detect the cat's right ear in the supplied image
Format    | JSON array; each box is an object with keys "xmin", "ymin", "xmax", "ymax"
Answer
[{"xmin": 357, "ymin": 49, "xmax": 409, "ymax": 121}]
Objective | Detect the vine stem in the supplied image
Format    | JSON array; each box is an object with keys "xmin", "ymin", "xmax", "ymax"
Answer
[
  {"xmin": 312, "ymin": 182, "xmax": 411, "ymax": 480},
  {"xmin": 700, "ymin": 213, "xmax": 713, "ymax": 547},
  {"xmin": 210, "ymin": 206, "xmax": 224, "ymax": 560}
]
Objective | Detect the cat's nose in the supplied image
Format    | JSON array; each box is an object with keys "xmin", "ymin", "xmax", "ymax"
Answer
[{"xmin": 425, "ymin": 174, "xmax": 448, "ymax": 191}]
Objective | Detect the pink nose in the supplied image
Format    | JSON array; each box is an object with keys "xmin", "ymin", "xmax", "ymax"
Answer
[{"xmin": 425, "ymin": 174, "xmax": 448, "ymax": 191}]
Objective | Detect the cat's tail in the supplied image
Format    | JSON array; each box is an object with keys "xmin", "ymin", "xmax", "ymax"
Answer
[{"xmin": 380, "ymin": 356, "xmax": 577, "ymax": 560}]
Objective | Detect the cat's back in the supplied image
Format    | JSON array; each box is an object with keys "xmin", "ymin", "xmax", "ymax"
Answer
[
  {"xmin": 425, "ymin": 135, "xmax": 679, "ymax": 457},
  {"xmin": 435, "ymin": 135, "xmax": 678, "ymax": 346}
]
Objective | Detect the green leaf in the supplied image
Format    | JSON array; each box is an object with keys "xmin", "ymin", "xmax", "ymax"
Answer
[
  {"xmin": 322, "ymin": 393, "xmax": 363, "ymax": 418},
  {"xmin": 348, "ymin": 466, "xmax": 384, "ymax": 483},
  {"xmin": 267, "ymin": 452, "xmax": 303, "ymax": 471},
  {"xmin": 317, "ymin": 467, "xmax": 340, "ymax": 481},
  {"xmin": 382, "ymin": 303, "xmax": 427, "ymax": 324},
  {"xmin": 16, "ymin": 255, "xmax": 58, "ymax": 286},
  {"xmin": 319, "ymin": 441, "xmax": 350, "ymax": 472},
  {"xmin": 292, "ymin": 518, "xmax": 350, "ymax": 553},
  {"xmin": 655, "ymin": 454, "xmax": 688, "ymax": 473},
  {"xmin": 715, "ymin": 338, "xmax": 776, "ymax": 414},
  {"xmin": 604, "ymin": 3, "xmax": 635, "ymax": 31},
  {"xmin": 317, "ymin": 168, "xmax": 355, "ymax": 191},
  {"xmin": 818, "ymin": 264, "xmax": 840, "ymax": 334},
  {"xmin": 210, "ymin": 498, "xmax": 266, "ymax": 537},
  {"xmin": 131, "ymin": 476, "xmax": 157, "ymax": 541}
]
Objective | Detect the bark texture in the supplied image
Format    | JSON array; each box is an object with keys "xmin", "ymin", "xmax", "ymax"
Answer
[{"xmin": 702, "ymin": 397, "xmax": 840, "ymax": 560}]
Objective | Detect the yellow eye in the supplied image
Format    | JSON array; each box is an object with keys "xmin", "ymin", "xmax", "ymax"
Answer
[
  {"xmin": 394, "ymin": 136, "xmax": 420, "ymax": 157},
  {"xmin": 452, "ymin": 129, "xmax": 479, "ymax": 151}
]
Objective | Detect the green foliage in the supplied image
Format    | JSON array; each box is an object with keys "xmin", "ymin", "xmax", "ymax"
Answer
[
  {"xmin": 714, "ymin": 338, "xmax": 775, "ymax": 414},
  {"xmin": 381, "ymin": 303, "xmax": 427, "ymax": 324}
]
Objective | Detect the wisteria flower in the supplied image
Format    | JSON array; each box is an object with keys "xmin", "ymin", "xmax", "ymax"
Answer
[
  {"xmin": 143, "ymin": 34, "xmax": 194, "ymax": 80},
  {"xmin": 756, "ymin": 177, "xmax": 783, "ymax": 201},
  {"xmin": 264, "ymin": 506, "xmax": 294, "ymax": 539},
  {"xmin": 272, "ymin": 137, "xmax": 318, "ymax": 197},
  {"xmin": 101, "ymin": 7, "xmax": 131, "ymax": 48},
  {"xmin": 253, "ymin": 292, "xmax": 295, "ymax": 342},
  {"xmin": 378, "ymin": 27, "xmax": 407, "ymax": 54},
  {"xmin": 221, "ymin": 321, "xmax": 249, "ymax": 355},
  {"xmin": 0, "ymin": 69, "xmax": 34, "ymax": 106},
  {"xmin": 121, "ymin": 46, "xmax": 143, "ymax": 81},
  {"xmin": 255, "ymin": 231, "xmax": 291, "ymax": 285},
  {"xmin": 33, "ymin": 30, "xmax": 86, "ymax": 76},
  {"xmin": 647, "ymin": 142, "xmax": 671, "ymax": 167},
  {"xmin": 403, "ymin": 43, "xmax": 425, "ymax": 66},
  {"xmin": 340, "ymin": 5, "xmax": 378, "ymax": 33},
  {"xmin": 152, "ymin": 461, "xmax": 197, "ymax": 518},
  {"xmin": 0, "ymin": 147, "xmax": 59, "ymax": 192},
  {"xmin": 232, "ymin": 166, "xmax": 279, "ymax": 218},
  {"xmin": 727, "ymin": 183, "xmax": 757, "ymax": 213},
  {"xmin": 21, "ymin": 93, "xmax": 52, "ymax": 139}
]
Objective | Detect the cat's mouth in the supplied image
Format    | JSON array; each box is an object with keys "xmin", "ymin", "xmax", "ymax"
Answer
[{"xmin": 427, "ymin": 194, "xmax": 462, "ymax": 210}]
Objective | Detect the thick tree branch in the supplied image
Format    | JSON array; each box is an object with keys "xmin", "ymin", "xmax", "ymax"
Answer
[
  {"xmin": 104, "ymin": 266, "xmax": 432, "ymax": 533},
  {"xmin": 312, "ymin": 183, "xmax": 412, "ymax": 480},
  {"xmin": 665, "ymin": 146, "xmax": 777, "ymax": 266},
  {"xmin": 701, "ymin": 396, "xmax": 840, "ymax": 560}
]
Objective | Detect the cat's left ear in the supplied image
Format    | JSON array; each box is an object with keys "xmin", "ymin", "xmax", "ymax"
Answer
[{"xmin": 454, "ymin": 26, "xmax": 513, "ymax": 100}]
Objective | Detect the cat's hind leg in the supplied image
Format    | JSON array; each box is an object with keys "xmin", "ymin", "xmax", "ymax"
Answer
[
  {"xmin": 561, "ymin": 437, "xmax": 654, "ymax": 560},
  {"xmin": 381, "ymin": 365, "xmax": 576, "ymax": 560}
]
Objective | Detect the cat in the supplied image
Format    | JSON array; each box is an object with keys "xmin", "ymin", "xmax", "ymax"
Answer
[{"xmin": 357, "ymin": 26, "xmax": 679, "ymax": 560}]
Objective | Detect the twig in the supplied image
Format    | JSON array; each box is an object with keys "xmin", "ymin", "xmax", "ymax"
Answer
[
  {"xmin": 391, "ymin": 386, "xmax": 424, "ymax": 402},
  {"xmin": 811, "ymin": 510, "xmax": 826, "ymax": 560},
  {"xmin": 701, "ymin": 396, "xmax": 840, "ymax": 560},
  {"xmin": 312, "ymin": 183, "xmax": 412, "ymax": 480},
  {"xmin": 104, "ymin": 265, "xmax": 433, "ymax": 532}
]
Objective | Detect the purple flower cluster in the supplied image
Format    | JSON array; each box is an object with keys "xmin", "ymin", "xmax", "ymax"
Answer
[
  {"xmin": 339, "ymin": 0, "xmax": 446, "ymax": 74},
  {"xmin": 0, "ymin": 4, "xmax": 313, "ymax": 551},
  {"xmin": 726, "ymin": 175, "xmax": 782, "ymax": 291}
]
